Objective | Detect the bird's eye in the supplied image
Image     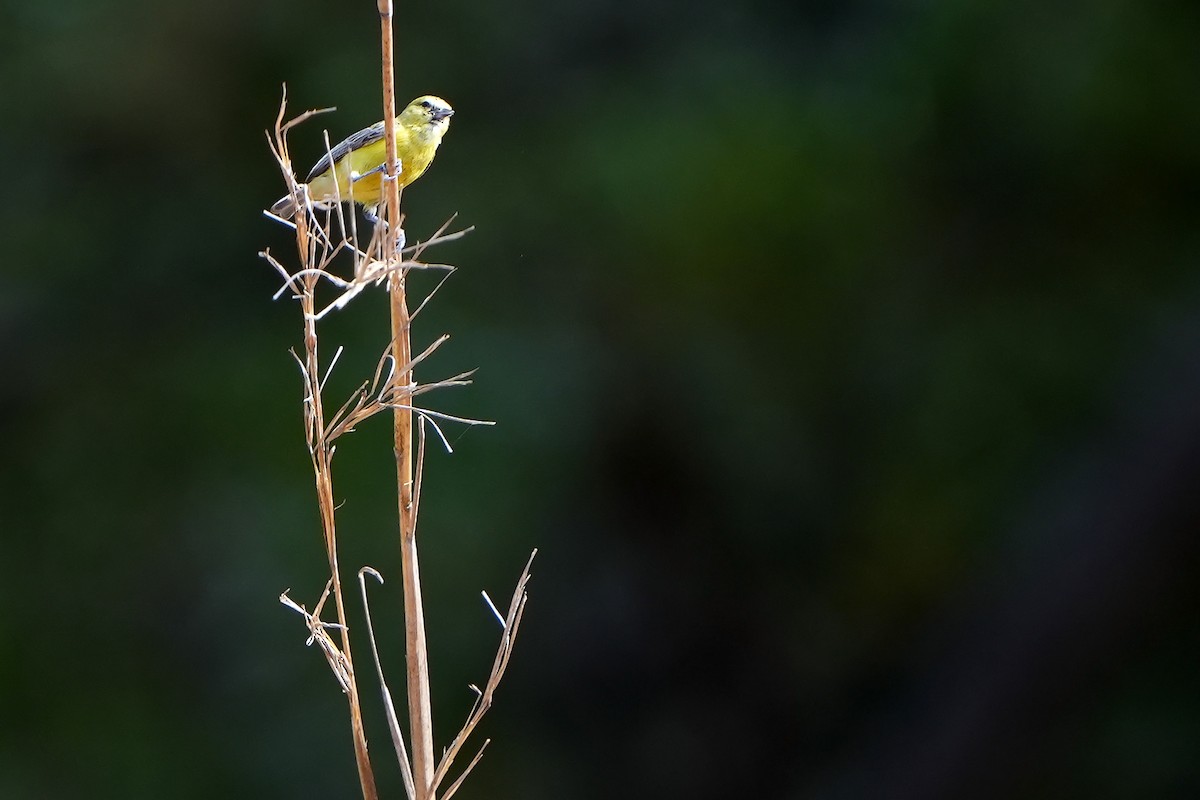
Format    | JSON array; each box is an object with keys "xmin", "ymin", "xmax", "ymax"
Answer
[{"xmin": 420, "ymin": 100, "xmax": 432, "ymax": 109}]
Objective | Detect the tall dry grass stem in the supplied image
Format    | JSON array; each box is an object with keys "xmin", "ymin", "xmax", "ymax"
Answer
[
  {"xmin": 258, "ymin": 4, "xmax": 535, "ymax": 798},
  {"xmin": 375, "ymin": 4, "xmax": 436, "ymax": 797}
]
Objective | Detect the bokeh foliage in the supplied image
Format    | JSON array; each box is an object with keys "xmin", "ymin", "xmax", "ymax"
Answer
[{"xmin": 2, "ymin": 0, "xmax": 1199, "ymax": 797}]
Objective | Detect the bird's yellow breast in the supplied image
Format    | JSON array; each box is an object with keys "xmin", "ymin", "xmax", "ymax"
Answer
[{"xmin": 307, "ymin": 124, "xmax": 441, "ymax": 207}]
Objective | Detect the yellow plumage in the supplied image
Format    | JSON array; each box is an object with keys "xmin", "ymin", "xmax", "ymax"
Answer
[{"xmin": 272, "ymin": 95, "xmax": 453, "ymax": 219}]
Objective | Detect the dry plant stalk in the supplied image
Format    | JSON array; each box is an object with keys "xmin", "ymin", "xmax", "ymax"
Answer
[
  {"xmin": 257, "ymin": 5, "xmax": 536, "ymax": 797},
  {"xmin": 375, "ymin": 2, "xmax": 436, "ymax": 796}
]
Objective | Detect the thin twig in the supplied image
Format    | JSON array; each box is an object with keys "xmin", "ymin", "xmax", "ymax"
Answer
[
  {"xmin": 358, "ymin": 568, "xmax": 418, "ymax": 800},
  {"xmin": 439, "ymin": 740, "xmax": 491, "ymax": 800},
  {"xmin": 432, "ymin": 551, "xmax": 537, "ymax": 793}
]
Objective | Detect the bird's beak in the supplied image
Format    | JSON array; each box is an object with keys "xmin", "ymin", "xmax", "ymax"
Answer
[{"xmin": 432, "ymin": 107, "xmax": 454, "ymax": 122}]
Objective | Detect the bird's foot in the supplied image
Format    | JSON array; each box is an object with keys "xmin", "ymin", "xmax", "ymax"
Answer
[
  {"xmin": 352, "ymin": 159, "xmax": 404, "ymax": 183},
  {"xmin": 363, "ymin": 208, "xmax": 405, "ymax": 252}
]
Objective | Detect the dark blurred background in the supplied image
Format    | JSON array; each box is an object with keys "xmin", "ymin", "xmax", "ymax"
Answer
[{"xmin": 3, "ymin": 0, "xmax": 1199, "ymax": 797}]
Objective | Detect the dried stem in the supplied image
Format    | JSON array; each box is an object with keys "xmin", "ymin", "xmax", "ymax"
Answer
[
  {"xmin": 376, "ymin": 2, "xmax": 436, "ymax": 799},
  {"xmin": 264, "ymin": 9, "xmax": 533, "ymax": 794},
  {"xmin": 265, "ymin": 90, "xmax": 379, "ymax": 800},
  {"xmin": 432, "ymin": 551, "xmax": 536, "ymax": 794},
  {"xmin": 359, "ymin": 568, "xmax": 417, "ymax": 800}
]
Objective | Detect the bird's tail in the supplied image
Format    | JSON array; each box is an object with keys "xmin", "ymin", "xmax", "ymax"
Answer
[{"xmin": 270, "ymin": 194, "xmax": 298, "ymax": 219}]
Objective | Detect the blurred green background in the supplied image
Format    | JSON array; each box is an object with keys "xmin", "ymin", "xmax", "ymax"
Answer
[{"xmin": 3, "ymin": 0, "xmax": 1199, "ymax": 797}]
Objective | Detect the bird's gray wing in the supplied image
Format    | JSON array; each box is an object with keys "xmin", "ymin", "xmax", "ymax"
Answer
[{"xmin": 305, "ymin": 122, "xmax": 386, "ymax": 181}]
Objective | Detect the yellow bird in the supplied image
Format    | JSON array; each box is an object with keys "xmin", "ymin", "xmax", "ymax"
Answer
[{"xmin": 271, "ymin": 95, "xmax": 454, "ymax": 219}]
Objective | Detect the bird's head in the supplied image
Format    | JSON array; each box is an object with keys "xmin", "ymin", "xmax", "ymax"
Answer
[{"xmin": 401, "ymin": 95, "xmax": 454, "ymax": 138}]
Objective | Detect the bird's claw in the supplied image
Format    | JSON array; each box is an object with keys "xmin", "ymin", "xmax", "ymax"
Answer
[
  {"xmin": 352, "ymin": 159, "xmax": 404, "ymax": 183},
  {"xmin": 362, "ymin": 208, "xmax": 406, "ymax": 251}
]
